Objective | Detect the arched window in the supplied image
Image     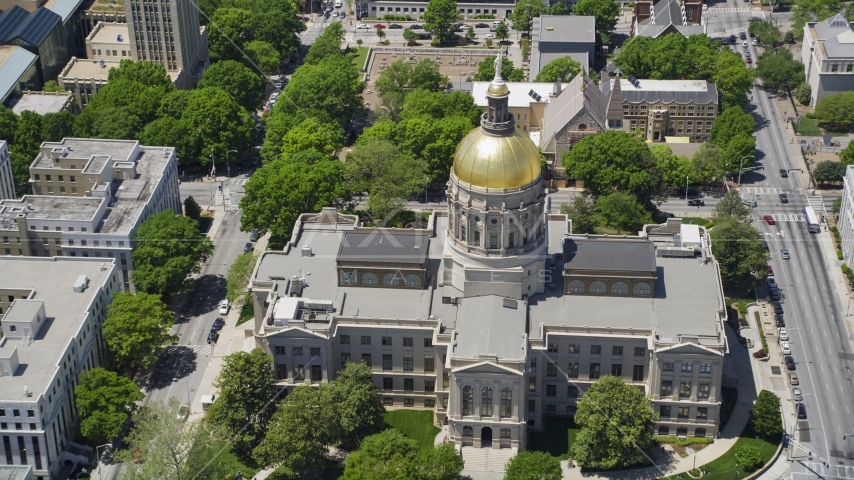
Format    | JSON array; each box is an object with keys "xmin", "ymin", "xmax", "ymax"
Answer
[
  {"xmin": 578, "ymin": 123, "xmax": 588, "ymax": 131},
  {"xmin": 500, "ymin": 428, "xmax": 511, "ymax": 439},
  {"xmin": 462, "ymin": 386, "xmax": 473, "ymax": 415},
  {"xmin": 404, "ymin": 274, "xmax": 421, "ymax": 287},
  {"xmin": 589, "ymin": 281, "xmax": 607, "ymax": 294},
  {"xmin": 362, "ymin": 273, "xmax": 378, "ymax": 286},
  {"xmin": 633, "ymin": 282, "xmax": 651, "ymax": 296},
  {"xmin": 341, "ymin": 271, "xmax": 357, "ymax": 284},
  {"xmin": 463, "ymin": 426, "xmax": 473, "ymax": 437},
  {"xmin": 611, "ymin": 282, "xmax": 629, "ymax": 295},
  {"xmin": 383, "ymin": 273, "xmax": 401, "ymax": 286},
  {"xmin": 567, "ymin": 280, "xmax": 585, "ymax": 294},
  {"xmin": 500, "ymin": 387, "xmax": 512, "ymax": 417},
  {"xmin": 482, "ymin": 387, "xmax": 493, "ymax": 417}
]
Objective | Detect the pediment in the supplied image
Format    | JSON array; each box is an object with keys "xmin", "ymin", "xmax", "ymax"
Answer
[
  {"xmin": 656, "ymin": 342, "xmax": 723, "ymax": 356},
  {"xmin": 265, "ymin": 326, "xmax": 328, "ymax": 341},
  {"xmin": 452, "ymin": 361, "xmax": 523, "ymax": 376}
]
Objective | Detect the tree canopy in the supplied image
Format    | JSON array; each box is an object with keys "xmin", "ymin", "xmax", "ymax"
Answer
[
  {"xmin": 595, "ymin": 192, "xmax": 653, "ymax": 233},
  {"xmin": 748, "ymin": 21, "xmax": 782, "ymax": 46},
  {"xmin": 560, "ymin": 194, "xmax": 597, "ymax": 234},
  {"xmin": 714, "ymin": 190, "xmax": 752, "ymax": 223},
  {"xmin": 571, "ymin": 375, "xmax": 658, "ymax": 469},
  {"xmin": 534, "ymin": 56, "xmax": 582, "ymax": 83},
  {"xmin": 279, "ymin": 117, "xmax": 345, "ymax": 158},
  {"xmin": 198, "ymin": 59, "xmax": 265, "ymax": 112},
  {"xmin": 710, "ymin": 210, "xmax": 770, "ymax": 292},
  {"xmin": 572, "ymin": 0, "xmax": 620, "ymax": 37},
  {"xmin": 103, "ymin": 292, "xmax": 176, "ymax": 374},
  {"xmin": 422, "ymin": 0, "xmax": 462, "ymax": 44},
  {"xmin": 651, "ymin": 144, "xmax": 696, "ymax": 188},
  {"xmin": 342, "ymin": 429, "xmax": 463, "ymax": 480},
  {"xmin": 226, "ymin": 251, "xmax": 259, "ymax": 303},
  {"xmin": 508, "ymin": 0, "xmax": 546, "ymax": 35},
  {"xmin": 75, "ymin": 368, "xmax": 144, "ymax": 443},
  {"xmin": 473, "ymin": 56, "xmax": 524, "ymax": 82},
  {"xmin": 130, "ymin": 209, "xmax": 215, "ymax": 295},
  {"xmin": 708, "ymin": 106, "xmax": 756, "ymax": 174},
  {"xmin": 813, "ymin": 160, "xmax": 847, "ymax": 184},
  {"xmin": 749, "ymin": 390, "xmax": 783, "ymax": 439},
  {"xmin": 305, "ymin": 22, "xmax": 345, "ymax": 65},
  {"xmin": 815, "ymin": 92, "xmax": 854, "ymax": 128},
  {"xmin": 755, "ymin": 48, "xmax": 805, "ymax": 92},
  {"xmin": 504, "ymin": 451, "xmax": 561, "ymax": 480},
  {"xmin": 375, "ymin": 59, "xmax": 450, "ymax": 118}
]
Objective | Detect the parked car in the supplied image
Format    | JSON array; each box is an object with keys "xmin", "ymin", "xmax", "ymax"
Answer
[
  {"xmin": 746, "ymin": 57, "xmax": 752, "ymax": 64},
  {"xmin": 475, "ymin": 22, "xmax": 489, "ymax": 28},
  {"xmin": 207, "ymin": 331, "xmax": 219, "ymax": 344},
  {"xmin": 764, "ymin": 215, "xmax": 775, "ymax": 225},
  {"xmin": 748, "ymin": 15, "xmax": 762, "ymax": 21},
  {"xmin": 780, "ymin": 168, "xmax": 789, "ymax": 177},
  {"xmin": 752, "ymin": 38, "xmax": 758, "ymax": 45},
  {"xmin": 243, "ymin": 242, "xmax": 253, "ymax": 254},
  {"xmin": 373, "ymin": 23, "xmax": 386, "ymax": 28},
  {"xmin": 797, "ymin": 403, "xmax": 807, "ymax": 418},
  {"xmin": 768, "ymin": 287, "xmax": 780, "ymax": 301},
  {"xmin": 773, "ymin": 302, "xmax": 783, "ymax": 315},
  {"xmin": 250, "ymin": 228, "xmax": 259, "ymax": 241},
  {"xmin": 781, "ymin": 249, "xmax": 790, "ymax": 259},
  {"xmin": 767, "ymin": 277, "xmax": 778, "ymax": 289},
  {"xmin": 779, "ymin": 193, "xmax": 789, "ymax": 203},
  {"xmin": 743, "ymin": 200, "xmax": 758, "ymax": 207},
  {"xmin": 792, "ymin": 387, "xmax": 803, "ymax": 401},
  {"xmin": 388, "ymin": 23, "xmax": 402, "ymax": 28},
  {"xmin": 776, "ymin": 314, "xmax": 785, "ymax": 327},
  {"xmin": 409, "ymin": 24, "xmax": 422, "ymax": 29},
  {"xmin": 785, "ymin": 356, "xmax": 796, "ymax": 370},
  {"xmin": 484, "ymin": 33, "xmax": 495, "ymax": 39},
  {"xmin": 767, "ymin": 264, "xmax": 774, "ymax": 276},
  {"xmin": 781, "ymin": 341, "xmax": 791, "ymax": 355},
  {"xmin": 219, "ymin": 299, "xmax": 230, "ymax": 315},
  {"xmin": 356, "ymin": 23, "xmax": 370, "ymax": 29},
  {"xmin": 779, "ymin": 328, "xmax": 789, "ymax": 341},
  {"xmin": 212, "ymin": 317, "xmax": 225, "ymax": 331},
  {"xmin": 688, "ymin": 199, "xmax": 705, "ymax": 206},
  {"xmin": 789, "ymin": 372, "xmax": 799, "ymax": 385}
]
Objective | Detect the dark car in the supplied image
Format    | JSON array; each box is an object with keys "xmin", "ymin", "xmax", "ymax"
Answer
[
  {"xmin": 779, "ymin": 193, "xmax": 789, "ymax": 203},
  {"xmin": 729, "ymin": 34, "xmax": 737, "ymax": 43},
  {"xmin": 475, "ymin": 22, "xmax": 489, "ymax": 28},
  {"xmin": 739, "ymin": 31, "xmax": 747, "ymax": 39},
  {"xmin": 773, "ymin": 302, "xmax": 783, "ymax": 315},
  {"xmin": 685, "ymin": 188, "xmax": 699, "ymax": 197},
  {"xmin": 776, "ymin": 314, "xmax": 785, "ymax": 327},
  {"xmin": 688, "ymin": 199, "xmax": 705, "ymax": 206},
  {"xmin": 243, "ymin": 242, "xmax": 253, "ymax": 254},
  {"xmin": 785, "ymin": 355, "xmax": 796, "ymax": 370},
  {"xmin": 250, "ymin": 229, "xmax": 259, "ymax": 242},
  {"xmin": 409, "ymin": 24, "xmax": 422, "ymax": 29},
  {"xmin": 748, "ymin": 15, "xmax": 762, "ymax": 22},
  {"xmin": 244, "ymin": 170, "xmax": 252, "ymax": 177},
  {"xmin": 388, "ymin": 23, "xmax": 402, "ymax": 28},
  {"xmin": 768, "ymin": 287, "xmax": 781, "ymax": 301},
  {"xmin": 780, "ymin": 168, "xmax": 789, "ymax": 178},
  {"xmin": 207, "ymin": 331, "xmax": 219, "ymax": 344},
  {"xmin": 212, "ymin": 317, "xmax": 225, "ymax": 331},
  {"xmin": 797, "ymin": 403, "xmax": 807, "ymax": 418},
  {"xmin": 767, "ymin": 264, "xmax": 773, "ymax": 276}
]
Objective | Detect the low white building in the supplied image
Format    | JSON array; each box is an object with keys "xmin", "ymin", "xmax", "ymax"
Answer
[
  {"xmin": 801, "ymin": 14, "xmax": 854, "ymax": 106},
  {"xmin": 85, "ymin": 22, "xmax": 133, "ymax": 61},
  {"xmin": 0, "ymin": 141, "xmax": 15, "ymax": 200},
  {"xmin": 0, "ymin": 256, "xmax": 122, "ymax": 479},
  {"xmin": 838, "ymin": 165, "xmax": 854, "ymax": 265}
]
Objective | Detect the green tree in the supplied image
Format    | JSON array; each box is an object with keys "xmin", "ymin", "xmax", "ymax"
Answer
[
  {"xmin": 494, "ymin": 21, "xmax": 510, "ymax": 42},
  {"xmin": 736, "ymin": 445, "xmax": 764, "ymax": 472},
  {"xmin": 207, "ymin": 348, "xmax": 278, "ymax": 456},
  {"xmin": 748, "ymin": 21, "xmax": 782, "ymax": 46},
  {"xmin": 485, "ymin": 38, "xmax": 494, "ymax": 48},
  {"xmin": 749, "ymin": 390, "xmax": 783, "ymax": 439},
  {"xmin": 183, "ymin": 196, "xmax": 201, "ymax": 221},
  {"xmin": 560, "ymin": 194, "xmax": 597, "ymax": 234},
  {"xmin": 342, "ymin": 429, "xmax": 419, "ymax": 480},
  {"xmin": 0, "ymin": 105, "xmax": 18, "ymax": 144},
  {"xmin": 225, "ymin": 251, "xmax": 259, "ymax": 303},
  {"xmin": 422, "ymin": 0, "xmax": 461, "ymax": 44},
  {"xmin": 305, "ymin": 22, "xmax": 345, "ymax": 65},
  {"xmin": 813, "ymin": 160, "xmax": 847, "ymax": 184},
  {"xmin": 280, "ymin": 117, "xmax": 345, "ymax": 157},
  {"xmin": 714, "ymin": 53, "xmax": 756, "ymax": 111},
  {"xmin": 840, "ymin": 141, "xmax": 854, "ymax": 164},
  {"xmin": 74, "ymin": 78, "xmax": 169, "ymax": 135},
  {"xmin": 466, "ymin": 25, "xmax": 476, "ymax": 43},
  {"xmin": 595, "ymin": 192, "xmax": 653, "ymax": 233},
  {"xmin": 43, "ymin": 80, "xmax": 64, "ymax": 92},
  {"xmin": 691, "ymin": 142, "xmax": 726, "ymax": 184},
  {"xmin": 142, "ymin": 117, "xmax": 198, "ymax": 169},
  {"xmin": 784, "ymin": 31, "xmax": 796, "ymax": 44},
  {"xmin": 504, "ymin": 451, "xmax": 561, "ymax": 480},
  {"xmin": 244, "ymin": 40, "xmax": 281, "ymax": 74},
  {"xmin": 414, "ymin": 443, "xmax": 464, "ymax": 480},
  {"xmin": 75, "ymin": 368, "xmax": 144, "ymax": 443},
  {"xmin": 375, "ymin": 60, "xmax": 449, "ymax": 118},
  {"xmin": 239, "ymin": 159, "xmax": 350, "ymax": 239},
  {"xmin": 13, "ymin": 110, "xmax": 43, "ymax": 160},
  {"xmin": 275, "ymin": 55, "xmax": 362, "ymax": 129},
  {"xmin": 755, "ymin": 48, "xmax": 805, "ymax": 92},
  {"xmin": 710, "ymin": 106, "xmax": 755, "ymax": 145},
  {"xmin": 399, "ymin": 89, "xmax": 481, "ymax": 125},
  {"xmin": 9, "ymin": 152, "xmax": 31, "ymax": 197},
  {"xmin": 562, "ymin": 130, "xmax": 665, "ymax": 209},
  {"xmin": 404, "ymin": 28, "xmax": 419, "ymax": 45},
  {"xmin": 253, "ymin": 385, "xmax": 339, "ymax": 474},
  {"xmin": 549, "ymin": 1, "xmax": 568, "ymax": 14},
  {"xmin": 573, "ymin": 0, "xmax": 619, "ymax": 37},
  {"xmin": 103, "ymin": 292, "xmax": 176, "ymax": 374},
  {"xmin": 40, "ymin": 111, "xmax": 75, "ymax": 142},
  {"xmin": 795, "ymin": 83, "xmax": 812, "ymax": 106},
  {"xmin": 376, "ymin": 26, "xmax": 387, "ymax": 42},
  {"xmin": 92, "ymin": 107, "xmax": 144, "ymax": 140},
  {"xmin": 791, "ymin": 0, "xmax": 841, "ymax": 37},
  {"xmin": 509, "ymin": 0, "xmax": 546, "ymax": 36},
  {"xmin": 721, "ymin": 134, "xmax": 756, "ymax": 178},
  {"xmin": 651, "ymin": 144, "xmax": 695, "ymax": 188},
  {"xmin": 227, "ymin": 0, "xmax": 306, "ymax": 60},
  {"xmin": 182, "ymin": 87, "xmax": 255, "ymax": 167},
  {"xmin": 130, "ymin": 210, "xmax": 215, "ymax": 295},
  {"xmin": 710, "ymin": 217, "xmax": 770, "ymax": 291},
  {"xmin": 107, "ymin": 59, "xmax": 174, "ymax": 89},
  {"xmin": 815, "ymin": 92, "xmax": 854, "ymax": 128},
  {"xmin": 345, "ymin": 138, "xmax": 429, "ymax": 221},
  {"xmin": 327, "ymin": 362, "xmax": 386, "ymax": 450},
  {"xmin": 198, "ymin": 60, "xmax": 264, "ymax": 112},
  {"xmin": 714, "ymin": 190, "xmax": 751, "ymax": 223},
  {"xmin": 571, "ymin": 375, "xmax": 658, "ymax": 469},
  {"xmin": 534, "ymin": 56, "xmax": 582, "ymax": 82},
  {"xmin": 833, "ymin": 196, "xmax": 842, "ymax": 214},
  {"xmin": 473, "ymin": 56, "xmax": 524, "ymax": 82},
  {"xmin": 207, "ymin": 7, "xmax": 254, "ymax": 61}
]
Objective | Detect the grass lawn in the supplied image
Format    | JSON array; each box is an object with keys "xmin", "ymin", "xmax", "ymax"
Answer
[
  {"xmin": 384, "ymin": 410, "xmax": 440, "ymax": 449},
  {"xmin": 796, "ymin": 117, "xmax": 850, "ymax": 137},
  {"xmin": 528, "ymin": 416, "xmax": 581, "ymax": 461},
  {"xmin": 349, "ymin": 47, "xmax": 369, "ymax": 70},
  {"xmin": 236, "ymin": 293, "xmax": 254, "ymax": 326},
  {"xmin": 658, "ymin": 423, "xmax": 780, "ymax": 480},
  {"xmin": 681, "ymin": 217, "xmax": 711, "ymax": 227}
]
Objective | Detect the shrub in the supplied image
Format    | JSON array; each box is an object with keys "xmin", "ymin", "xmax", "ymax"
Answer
[
  {"xmin": 521, "ymin": 37, "xmax": 530, "ymax": 60},
  {"xmin": 754, "ymin": 312, "xmax": 768, "ymax": 352},
  {"xmin": 839, "ymin": 250, "xmax": 844, "ymax": 260},
  {"xmin": 795, "ymin": 83, "xmax": 811, "ymax": 106},
  {"xmin": 705, "ymin": 220, "xmax": 715, "ymax": 229},
  {"xmin": 653, "ymin": 436, "xmax": 714, "ymax": 446},
  {"xmin": 753, "ymin": 348, "xmax": 767, "ymax": 358},
  {"xmin": 784, "ymin": 31, "xmax": 795, "ymax": 44},
  {"xmin": 736, "ymin": 445, "xmax": 764, "ymax": 472},
  {"xmin": 843, "ymin": 264, "xmax": 854, "ymax": 285}
]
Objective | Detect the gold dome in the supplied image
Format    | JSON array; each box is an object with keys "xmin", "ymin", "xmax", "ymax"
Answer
[
  {"xmin": 487, "ymin": 82, "xmax": 509, "ymax": 96},
  {"xmin": 452, "ymin": 127, "xmax": 542, "ymax": 190}
]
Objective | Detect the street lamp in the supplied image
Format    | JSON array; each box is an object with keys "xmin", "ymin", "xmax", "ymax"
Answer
[
  {"xmin": 733, "ymin": 453, "xmax": 738, "ymax": 480},
  {"xmin": 96, "ymin": 443, "xmax": 112, "ymax": 478},
  {"xmin": 685, "ymin": 175, "xmax": 690, "ymax": 203},
  {"xmin": 226, "ymin": 149, "xmax": 237, "ymax": 178},
  {"xmin": 737, "ymin": 155, "xmax": 753, "ymax": 187}
]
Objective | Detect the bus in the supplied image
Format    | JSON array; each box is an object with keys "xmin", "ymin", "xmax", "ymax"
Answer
[{"xmin": 804, "ymin": 206, "xmax": 820, "ymax": 233}]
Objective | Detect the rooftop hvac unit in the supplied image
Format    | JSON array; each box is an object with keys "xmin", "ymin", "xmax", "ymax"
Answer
[
  {"xmin": 73, "ymin": 275, "xmax": 89, "ymax": 293},
  {"xmin": 301, "ymin": 299, "xmax": 334, "ymax": 311},
  {"xmin": 301, "ymin": 245, "xmax": 312, "ymax": 257}
]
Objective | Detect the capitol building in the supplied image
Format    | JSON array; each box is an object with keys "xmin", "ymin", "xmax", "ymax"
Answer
[{"xmin": 247, "ymin": 63, "xmax": 730, "ymax": 453}]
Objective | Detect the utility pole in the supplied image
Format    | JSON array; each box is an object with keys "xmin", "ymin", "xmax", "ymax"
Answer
[{"xmin": 226, "ymin": 149, "xmax": 237, "ymax": 178}]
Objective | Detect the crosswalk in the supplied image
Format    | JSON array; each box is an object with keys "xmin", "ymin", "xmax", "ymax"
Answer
[
  {"xmin": 709, "ymin": 25, "xmax": 748, "ymax": 38},
  {"xmin": 799, "ymin": 462, "xmax": 854, "ymax": 479},
  {"xmin": 808, "ymin": 194, "xmax": 826, "ymax": 215},
  {"xmin": 706, "ymin": 7, "xmax": 757, "ymax": 12},
  {"xmin": 768, "ymin": 213, "xmax": 805, "ymax": 222},
  {"xmin": 227, "ymin": 178, "xmax": 249, "ymax": 186},
  {"xmin": 163, "ymin": 344, "xmax": 212, "ymax": 356},
  {"xmin": 742, "ymin": 187, "xmax": 787, "ymax": 194}
]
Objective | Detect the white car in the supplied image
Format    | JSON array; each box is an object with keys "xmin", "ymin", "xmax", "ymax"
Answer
[
  {"xmin": 779, "ymin": 328, "xmax": 789, "ymax": 341},
  {"xmin": 781, "ymin": 341, "xmax": 791, "ymax": 355},
  {"xmin": 484, "ymin": 33, "xmax": 495, "ymax": 39},
  {"xmin": 752, "ymin": 38, "xmax": 758, "ymax": 45},
  {"xmin": 219, "ymin": 300, "xmax": 230, "ymax": 315},
  {"xmin": 356, "ymin": 24, "xmax": 370, "ymax": 29},
  {"xmin": 702, "ymin": 3, "xmax": 708, "ymax": 10},
  {"xmin": 742, "ymin": 40, "xmax": 748, "ymax": 46}
]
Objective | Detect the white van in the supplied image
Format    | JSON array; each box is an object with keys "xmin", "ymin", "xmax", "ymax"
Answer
[
  {"xmin": 334, "ymin": 0, "xmax": 342, "ymax": 7},
  {"xmin": 493, "ymin": 20, "xmax": 502, "ymax": 26}
]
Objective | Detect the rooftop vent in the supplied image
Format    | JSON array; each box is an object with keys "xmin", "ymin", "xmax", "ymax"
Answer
[
  {"xmin": 73, "ymin": 275, "xmax": 89, "ymax": 293},
  {"xmin": 301, "ymin": 245, "xmax": 312, "ymax": 257},
  {"xmin": 503, "ymin": 298, "xmax": 518, "ymax": 309},
  {"xmin": 546, "ymin": 26, "xmax": 554, "ymax": 30}
]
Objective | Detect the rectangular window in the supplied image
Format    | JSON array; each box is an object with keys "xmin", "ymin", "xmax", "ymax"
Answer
[
  {"xmin": 403, "ymin": 355, "xmax": 413, "ymax": 371},
  {"xmin": 634, "ymin": 347, "xmax": 645, "ymax": 356},
  {"xmin": 383, "ymin": 354, "xmax": 393, "ymax": 370},
  {"xmin": 403, "ymin": 337, "xmax": 413, "ymax": 347},
  {"xmin": 681, "ymin": 363, "xmax": 693, "ymax": 373},
  {"xmin": 698, "ymin": 383, "xmax": 711, "ymax": 399},
  {"xmin": 547, "ymin": 343, "xmax": 558, "ymax": 352},
  {"xmin": 424, "ymin": 338, "xmax": 432, "ymax": 347},
  {"xmin": 633, "ymin": 365, "xmax": 644, "ymax": 381},
  {"xmin": 700, "ymin": 363, "xmax": 712, "ymax": 374},
  {"xmin": 311, "ymin": 365, "xmax": 322, "ymax": 381},
  {"xmin": 567, "ymin": 362, "xmax": 579, "ymax": 378},
  {"xmin": 340, "ymin": 335, "xmax": 350, "ymax": 344},
  {"xmin": 547, "ymin": 362, "xmax": 557, "ymax": 377},
  {"xmin": 292, "ymin": 365, "xmax": 304, "ymax": 380},
  {"xmin": 443, "ymin": 373, "xmax": 449, "ymax": 389},
  {"xmin": 697, "ymin": 407, "xmax": 708, "ymax": 419},
  {"xmin": 45, "ymin": 175, "xmax": 51, "ymax": 182},
  {"xmin": 612, "ymin": 346, "xmax": 623, "ymax": 356},
  {"xmin": 568, "ymin": 344, "xmax": 579, "ymax": 353},
  {"xmin": 660, "ymin": 405, "xmax": 671, "ymax": 417},
  {"xmin": 383, "ymin": 378, "xmax": 393, "ymax": 390},
  {"xmin": 293, "ymin": 347, "xmax": 303, "ymax": 356},
  {"xmin": 678, "ymin": 407, "xmax": 689, "ymax": 418},
  {"xmin": 489, "ymin": 234, "xmax": 498, "ymax": 249},
  {"xmin": 361, "ymin": 336, "xmax": 371, "ymax": 345},
  {"xmin": 528, "ymin": 377, "xmax": 536, "ymax": 392},
  {"xmin": 403, "ymin": 378, "xmax": 414, "ymax": 391},
  {"xmin": 310, "ymin": 347, "xmax": 320, "ymax": 357},
  {"xmin": 425, "ymin": 398, "xmax": 435, "ymax": 407},
  {"xmin": 383, "ymin": 397, "xmax": 393, "ymax": 406},
  {"xmin": 611, "ymin": 364, "xmax": 622, "ymax": 376},
  {"xmin": 275, "ymin": 363, "xmax": 287, "ymax": 380},
  {"xmin": 361, "ymin": 354, "xmax": 372, "ymax": 367},
  {"xmin": 424, "ymin": 356, "xmax": 434, "ymax": 372},
  {"xmin": 341, "ymin": 353, "xmax": 350, "ymax": 366},
  {"xmin": 274, "ymin": 346, "xmax": 285, "ymax": 355},
  {"xmin": 32, "ymin": 437, "xmax": 41, "ymax": 470},
  {"xmin": 679, "ymin": 382, "xmax": 692, "ymax": 398},
  {"xmin": 567, "ymin": 386, "xmax": 578, "ymax": 397},
  {"xmin": 589, "ymin": 363, "xmax": 600, "ymax": 380},
  {"xmin": 591, "ymin": 345, "xmax": 601, "ymax": 355},
  {"xmin": 382, "ymin": 336, "xmax": 392, "ymax": 346},
  {"xmin": 660, "ymin": 381, "xmax": 673, "ymax": 397},
  {"xmin": 546, "ymin": 385, "xmax": 557, "ymax": 397},
  {"xmin": 663, "ymin": 362, "xmax": 674, "ymax": 371},
  {"xmin": 425, "ymin": 380, "xmax": 435, "ymax": 392},
  {"xmin": 17, "ymin": 437, "xmax": 25, "ymax": 465},
  {"xmin": 528, "ymin": 400, "xmax": 536, "ymax": 413}
]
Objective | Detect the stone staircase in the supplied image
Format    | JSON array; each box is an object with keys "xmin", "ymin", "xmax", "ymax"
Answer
[{"xmin": 460, "ymin": 446, "xmax": 517, "ymax": 472}]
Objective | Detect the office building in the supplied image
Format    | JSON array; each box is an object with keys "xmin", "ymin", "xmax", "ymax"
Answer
[
  {"xmin": 631, "ymin": 0, "xmax": 704, "ymax": 38},
  {"xmin": 0, "ymin": 46, "xmax": 40, "ymax": 104},
  {"xmin": 0, "ymin": 138, "xmax": 181, "ymax": 290},
  {"xmin": 0, "ymin": 141, "xmax": 15, "ymax": 200},
  {"xmin": 0, "ymin": 256, "xmax": 122, "ymax": 479},
  {"xmin": 56, "ymin": 56, "xmax": 120, "ymax": 109},
  {"xmin": 5, "ymin": 90, "xmax": 76, "ymax": 116},
  {"xmin": 530, "ymin": 15, "xmax": 596, "ymax": 78},
  {"xmin": 247, "ymin": 66, "xmax": 729, "ymax": 455},
  {"xmin": 838, "ymin": 165, "xmax": 854, "ymax": 266},
  {"xmin": 84, "ymin": 21, "xmax": 132, "ymax": 60},
  {"xmin": 801, "ymin": 14, "xmax": 854, "ymax": 106}
]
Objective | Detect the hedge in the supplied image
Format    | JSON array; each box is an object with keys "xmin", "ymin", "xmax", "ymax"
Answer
[
  {"xmin": 755, "ymin": 311, "xmax": 769, "ymax": 353},
  {"xmin": 654, "ymin": 436, "xmax": 715, "ymax": 446}
]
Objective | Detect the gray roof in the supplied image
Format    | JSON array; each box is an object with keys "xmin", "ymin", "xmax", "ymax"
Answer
[
  {"xmin": 814, "ymin": 14, "xmax": 852, "ymax": 40},
  {"xmin": 823, "ymin": 28, "xmax": 854, "ymax": 58},
  {"xmin": 537, "ymin": 15, "xmax": 596, "ymax": 43},
  {"xmin": 337, "ymin": 231, "xmax": 430, "ymax": 265},
  {"xmin": 634, "ymin": 23, "xmax": 705, "ymax": 38},
  {"xmin": 615, "ymin": 79, "xmax": 718, "ymax": 105},
  {"xmin": 0, "ymin": 465, "xmax": 32, "ymax": 480},
  {"xmin": 5, "ymin": 91, "xmax": 72, "ymax": 115},
  {"xmin": 452, "ymin": 295, "xmax": 527, "ymax": 360},
  {"xmin": 0, "ymin": 6, "xmax": 61, "ymax": 46},
  {"xmin": 563, "ymin": 237, "xmax": 656, "ymax": 273},
  {"xmin": 0, "ymin": 46, "xmax": 37, "ymax": 103},
  {"xmin": 540, "ymin": 74, "xmax": 608, "ymax": 151}
]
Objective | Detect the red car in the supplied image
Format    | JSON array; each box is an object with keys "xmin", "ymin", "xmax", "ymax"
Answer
[
  {"xmin": 374, "ymin": 23, "xmax": 386, "ymax": 29},
  {"xmin": 746, "ymin": 57, "xmax": 753, "ymax": 64},
  {"xmin": 763, "ymin": 215, "xmax": 775, "ymax": 225},
  {"xmin": 767, "ymin": 264, "xmax": 773, "ymax": 276}
]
